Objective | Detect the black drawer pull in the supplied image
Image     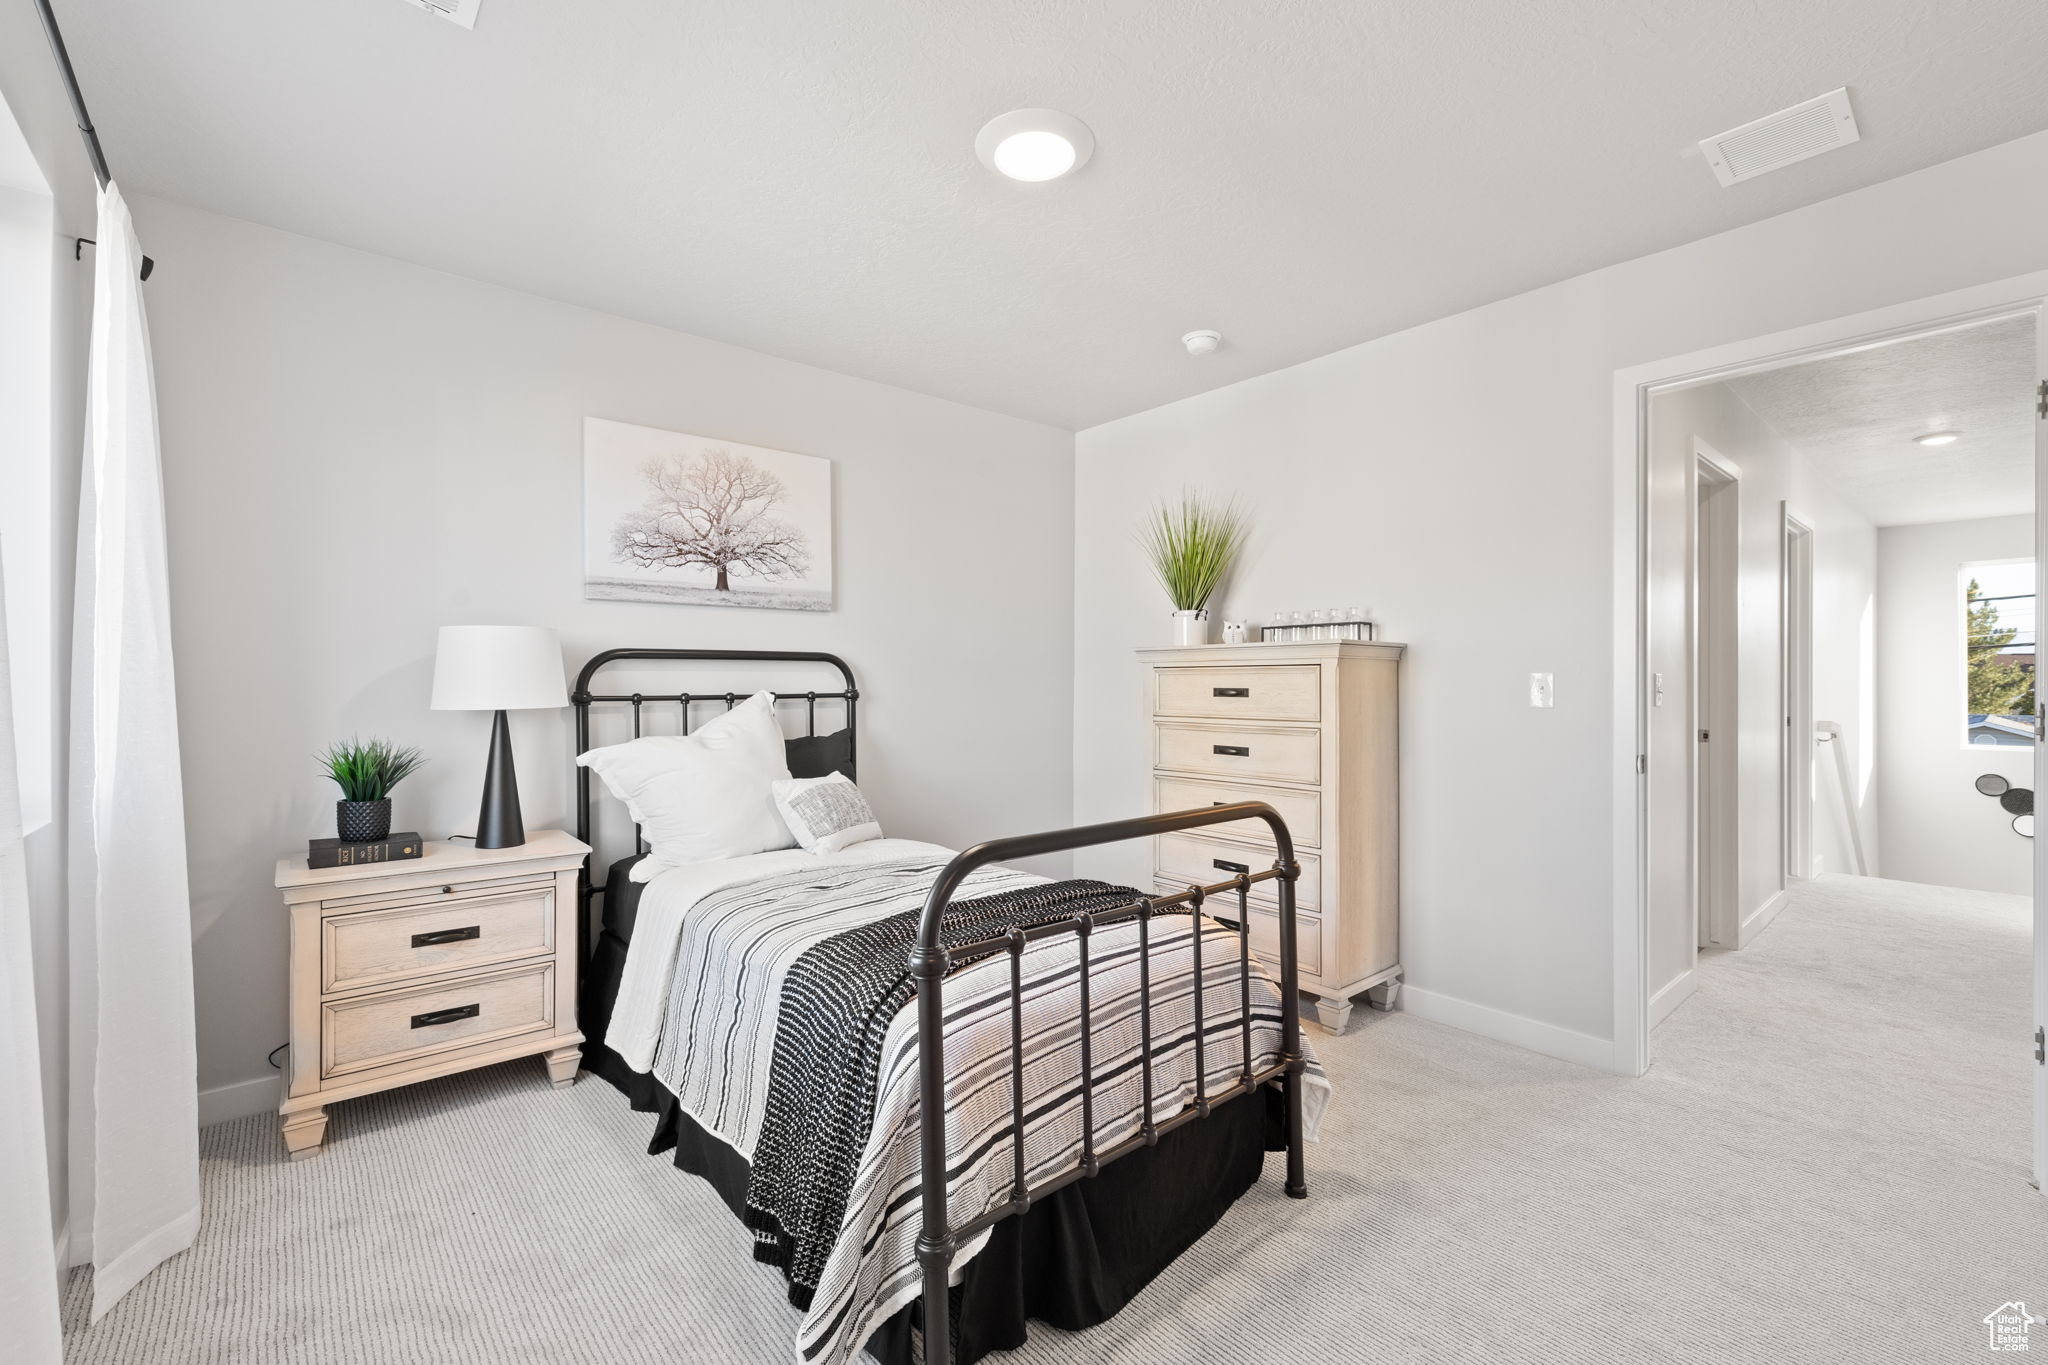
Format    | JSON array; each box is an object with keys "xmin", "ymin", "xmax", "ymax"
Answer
[
  {"xmin": 410, "ymin": 1003, "xmax": 480, "ymax": 1029},
  {"xmin": 1212, "ymin": 687, "xmax": 1250, "ymax": 698},
  {"xmin": 411, "ymin": 925, "xmax": 480, "ymax": 948},
  {"xmin": 1212, "ymin": 858, "xmax": 1250, "ymax": 875},
  {"xmin": 1212, "ymin": 744, "xmax": 1250, "ymax": 757}
]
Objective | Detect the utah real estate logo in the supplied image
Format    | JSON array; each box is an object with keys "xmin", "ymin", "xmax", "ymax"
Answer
[{"xmin": 1985, "ymin": 1302, "xmax": 2038, "ymax": 1351}]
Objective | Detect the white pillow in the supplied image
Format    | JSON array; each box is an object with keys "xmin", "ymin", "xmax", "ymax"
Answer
[
  {"xmin": 577, "ymin": 690, "xmax": 795, "ymax": 868},
  {"xmin": 772, "ymin": 772, "xmax": 882, "ymax": 855}
]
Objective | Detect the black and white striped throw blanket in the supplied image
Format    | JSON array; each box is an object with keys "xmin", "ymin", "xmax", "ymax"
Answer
[
  {"xmin": 745, "ymin": 878, "xmax": 1156, "ymax": 1308},
  {"xmin": 646, "ymin": 854, "xmax": 1330, "ymax": 1365}
]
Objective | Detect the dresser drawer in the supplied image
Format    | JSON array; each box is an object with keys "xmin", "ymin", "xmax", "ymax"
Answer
[
  {"xmin": 1154, "ymin": 665, "xmax": 1320, "ymax": 722},
  {"xmin": 322, "ymin": 961, "xmax": 557, "ymax": 1080},
  {"xmin": 1153, "ymin": 776, "xmax": 1321, "ymax": 850},
  {"xmin": 1162, "ymin": 881, "xmax": 1323, "ymax": 978},
  {"xmin": 322, "ymin": 885, "xmax": 556, "ymax": 994},
  {"xmin": 1154, "ymin": 723, "xmax": 1319, "ymax": 785},
  {"xmin": 1155, "ymin": 832, "xmax": 1321, "ymax": 911}
]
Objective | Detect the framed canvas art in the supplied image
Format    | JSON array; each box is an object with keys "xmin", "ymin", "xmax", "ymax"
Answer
[{"xmin": 583, "ymin": 417, "xmax": 833, "ymax": 611}]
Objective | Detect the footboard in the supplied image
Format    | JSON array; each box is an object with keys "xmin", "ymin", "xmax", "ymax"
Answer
[{"xmin": 908, "ymin": 802, "xmax": 1306, "ymax": 1365}]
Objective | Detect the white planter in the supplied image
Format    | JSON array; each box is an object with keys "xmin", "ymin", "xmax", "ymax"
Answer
[{"xmin": 1171, "ymin": 609, "xmax": 1210, "ymax": 646}]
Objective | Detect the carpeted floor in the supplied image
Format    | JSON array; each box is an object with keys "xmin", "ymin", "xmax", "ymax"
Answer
[{"xmin": 63, "ymin": 874, "xmax": 2045, "ymax": 1364}]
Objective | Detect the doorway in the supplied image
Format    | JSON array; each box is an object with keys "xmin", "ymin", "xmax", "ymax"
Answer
[{"xmin": 1618, "ymin": 291, "xmax": 2047, "ymax": 1193}]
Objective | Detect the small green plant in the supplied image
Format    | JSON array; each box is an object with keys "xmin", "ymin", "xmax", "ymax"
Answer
[
  {"xmin": 318, "ymin": 738, "xmax": 427, "ymax": 802},
  {"xmin": 1137, "ymin": 492, "xmax": 1249, "ymax": 611}
]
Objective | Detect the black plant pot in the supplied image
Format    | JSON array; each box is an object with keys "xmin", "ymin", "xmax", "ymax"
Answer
[{"xmin": 336, "ymin": 798, "xmax": 392, "ymax": 843}]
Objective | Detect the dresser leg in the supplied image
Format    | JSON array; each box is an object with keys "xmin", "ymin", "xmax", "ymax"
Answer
[
  {"xmin": 543, "ymin": 1046, "xmax": 581, "ymax": 1089},
  {"xmin": 1313, "ymin": 994, "xmax": 1355, "ymax": 1035},
  {"xmin": 1366, "ymin": 977, "xmax": 1402, "ymax": 1012},
  {"xmin": 281, "ymin": 1107, "xmax": 328, "ymax": 1160}
]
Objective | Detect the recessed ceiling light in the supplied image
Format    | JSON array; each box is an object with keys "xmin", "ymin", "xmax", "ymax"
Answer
[
  {"xmin": 975, "ymin": 109, "xmax": 1094, "ymax": 183},
  {"xmin": 1915, "ymin": 431, "xmax": 1961, "ymax": 447}
]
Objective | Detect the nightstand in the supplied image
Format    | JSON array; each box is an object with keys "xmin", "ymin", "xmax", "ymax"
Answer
[{"xmin": 273, "ymin": 830, "xmax": 589, "ymax": 1159}]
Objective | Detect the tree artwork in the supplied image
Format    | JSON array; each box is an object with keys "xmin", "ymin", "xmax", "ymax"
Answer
[
  {"xmin": 611, "ymin": 448, "xmax": 811, "ymax": 592},
  {"xmin": 1966, "ymin": 578, "xmax": 2035, "ymax": 719}
]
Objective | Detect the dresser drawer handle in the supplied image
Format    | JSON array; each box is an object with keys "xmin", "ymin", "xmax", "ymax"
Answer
[
  {"xmin": 440, "ymin": 886, "xmax": 454, "ymax": 895},
  {"xmin": 1212, "ymin": 858, "xmax": 1250, "ymax": 876},
  {"xmin": 410, "ymin": 925, "xmax": 481, "ymax": 947},
  {"xmin": 1211, "ymin": 687, "xmax": 1250, "ymax": 698},
  {"xmin": 1212, "ymin": 744, "xmax": 1250, "ymax": 757},
  {"xmin": 410, "ymin": 1003, "xmax": 480, "ymax": 1029}
]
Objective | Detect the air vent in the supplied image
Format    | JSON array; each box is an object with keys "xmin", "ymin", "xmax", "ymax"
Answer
[
  {"xmin": 400, "ymin": 0, "xmax": 480, "ymax": 27},
  {"xmin": 1699, "ymin": 88, "xmax": 1859, "ymax": 187}
]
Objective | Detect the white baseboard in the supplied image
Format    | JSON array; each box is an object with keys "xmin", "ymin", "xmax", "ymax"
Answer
[
  {"xmin": 1739, "ymin": 887, "xmax": 1793, "ymax": 947},
  {"xmin": 1647, "ymin": 968, "xmax": 1696, "ymax": 1029},
  {"xmin": 1399, "ymin": 985, "xmax": 1620, "ymax": 1073},
  {"xmin": 198, "ymin": 1073, "xmax": 281, "ymax": 1128}
]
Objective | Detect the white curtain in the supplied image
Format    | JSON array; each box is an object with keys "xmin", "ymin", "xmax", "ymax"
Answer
[
  {"xmin": 0, "ymin": 525, "xmax": 62, "ymax": 1363},
  {"xmin": 67, "ymin": 181, "xmax": 199, "ymax": 1320}
]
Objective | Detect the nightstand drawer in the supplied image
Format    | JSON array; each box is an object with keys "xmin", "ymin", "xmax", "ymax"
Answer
[
  {"xmin": 1155, "ymin": 832, "xmax": 1321, "ymax": 911},
  {"xmin": 1154, "ymin": 722, "xmax": 1320, "ymax": 785},
  {"xmin": 322, "ymin": 885, "xmax": 556, "ymax": 993},
  {"xmin": 1159, "ymin": 880, "xmax": 1323, "ymax": 978},
  {"xmin": 1154, "ymin": 665, "xmax": 1320, "ymax": 722},
  {"xmin": 322, "ymin": 961, "xmax": 557, "ymax": 1080}
]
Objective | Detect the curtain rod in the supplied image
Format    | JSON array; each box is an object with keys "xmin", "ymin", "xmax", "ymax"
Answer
[{"xmin": 34, "ymin": 0, "xmax": 154, "ymax": 280}]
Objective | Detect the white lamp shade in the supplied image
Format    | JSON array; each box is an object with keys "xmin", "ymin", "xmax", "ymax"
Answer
[{"xmin": 430, "ymin": 626, "xmax": 568, "ymax": 711}]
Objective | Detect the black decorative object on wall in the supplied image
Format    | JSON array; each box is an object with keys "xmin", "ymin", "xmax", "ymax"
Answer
[{"xmin": 1975, "ymin": 773, "xmax": 2035, "ymax": 836}]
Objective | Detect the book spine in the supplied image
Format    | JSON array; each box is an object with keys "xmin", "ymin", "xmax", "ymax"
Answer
[{"xmin": 307, "ymin": 834, "xmax": 425, "ymax": 870}]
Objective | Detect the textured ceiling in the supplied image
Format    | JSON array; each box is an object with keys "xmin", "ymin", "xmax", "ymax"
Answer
[
  {"xmin": 1728, "ymin": 316, "xmax": 2036, "ymax": 527},
  {"xmin": 50, "ymin": 0, "xmax": 2048, "ymax": 428}
]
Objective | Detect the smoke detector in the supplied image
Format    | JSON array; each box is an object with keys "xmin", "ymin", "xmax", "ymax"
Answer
[
  {"xmin": 400, "ymin": 0, "xmax": 480, "ymax": 28},
  {"xmin": 1698, "ymin": 88, "xmax": 1858, "ymax": 187},
  {"xmin": 1182, "ymin": 330, "xmax": 1222, "ymax": 356}
]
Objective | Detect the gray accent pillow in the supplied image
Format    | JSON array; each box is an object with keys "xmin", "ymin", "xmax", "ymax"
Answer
[{"xmin": 772, "ymin": 772, "xmax": 883, "ymax": 854}]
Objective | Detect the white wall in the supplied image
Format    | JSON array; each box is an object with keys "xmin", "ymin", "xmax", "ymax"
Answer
[
  {"xmin": 1074, "ymin": 129, "xmax": 2048, "ymax": 1067},
  {"xmin": 1878, "ymin": 514, "xmax": 2035, "ymax": 895},
  {"xmin": 1643, "ymin": 381, "xmax": 1877, "ymax": 1017},
  {"xmin": 128, "ymin": 196, "xmax": 1078, "ymax": 1120}
]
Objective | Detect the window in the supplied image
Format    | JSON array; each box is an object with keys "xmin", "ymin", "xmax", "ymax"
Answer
[
  {"xmin": 0, "ymin": 105, "xmax": 55, "ymax": 829},
  {"xmin": 1964, "ymin": 560, "xmax": 2036, "ymax": 746}
]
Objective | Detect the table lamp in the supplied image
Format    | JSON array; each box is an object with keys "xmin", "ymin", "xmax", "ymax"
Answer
[{"xmin": 430, "ymin": 625, "xmax": 568, "ymax": 849}]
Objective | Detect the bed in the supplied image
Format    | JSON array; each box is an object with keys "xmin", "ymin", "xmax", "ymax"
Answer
[{"xmin": 571, "ymin": 648, "xmax": 1325, "ymax": 1365}]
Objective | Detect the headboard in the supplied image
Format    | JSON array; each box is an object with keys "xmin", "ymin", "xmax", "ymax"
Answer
[{"xmin": 569, "ymin": 647, "xmax": 858, "ymax": 964}]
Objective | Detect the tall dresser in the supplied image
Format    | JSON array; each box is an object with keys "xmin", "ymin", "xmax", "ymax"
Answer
[{"xmin": 1138, "ymin": 640, "xmax": 1402, "ymax": 1033}]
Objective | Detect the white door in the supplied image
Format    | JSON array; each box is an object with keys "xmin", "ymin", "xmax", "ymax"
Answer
[
  {"xmin": 1781, "ymin": 509, "xmax": 1814, "ymax": 887},
  {"xmin": 2033, "ymin": 324, "xmax": 2047, "ymax": 1194}
]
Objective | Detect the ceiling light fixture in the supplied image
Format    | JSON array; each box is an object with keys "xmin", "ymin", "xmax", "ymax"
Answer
[
  {"xmin": 1915, "ymin": 431, "xmax": 1961, "ymax": 447},
  {"xmin": 975, "ymin": 109, "xmax": 1094, "ymax": 182}
]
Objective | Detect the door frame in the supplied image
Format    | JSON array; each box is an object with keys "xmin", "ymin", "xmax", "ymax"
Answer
[
  {"xmin": 1692, "ymin": 443, "xmax": 1741, "ymax": 952},
  {"xmin": 1608, "ymin": 273, "xmax": 2048, "ymax": 1198},
  {"xmin": 1780, "ymin": 507, "xmax": 1815, "ymax": 890}
]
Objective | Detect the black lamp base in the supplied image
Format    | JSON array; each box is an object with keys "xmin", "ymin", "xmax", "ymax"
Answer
[{"xmin": 475, "ymin": 709, "xmax": 526, "ymax": 850}]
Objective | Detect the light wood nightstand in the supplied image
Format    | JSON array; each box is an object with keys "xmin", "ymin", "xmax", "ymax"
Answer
[{"xmin": 273, "ymin": 830, "xmax": 589, "ymax": 1159}]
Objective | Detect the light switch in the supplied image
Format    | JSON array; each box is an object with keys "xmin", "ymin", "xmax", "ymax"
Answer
[{"xmin": 1529, "ymin": 672, "xmax": 1554, "ymax": 708}]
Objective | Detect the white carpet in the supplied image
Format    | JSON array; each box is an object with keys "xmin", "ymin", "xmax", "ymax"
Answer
[{"xmin": 63, "ymin": 873, "xmax": 2047, "ymax": 1363}]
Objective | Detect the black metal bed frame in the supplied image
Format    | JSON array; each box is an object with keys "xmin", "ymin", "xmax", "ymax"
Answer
[{"xmin": 571, "ymin": 649, "xmax": 1306, "ymax": 1365}]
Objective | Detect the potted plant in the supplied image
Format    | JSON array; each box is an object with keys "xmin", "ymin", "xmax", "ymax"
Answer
[
  {"xmin": 1138, "ymin": 492, "xmax": 1249, "ymax": 646},
  {"xmin": 318, "ymin": 737, "xmax": 426, "ymax": 842}
]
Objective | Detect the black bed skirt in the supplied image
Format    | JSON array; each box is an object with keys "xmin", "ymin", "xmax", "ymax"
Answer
[{"xmin": 581, "ymin": 914, "xmax": 1284, "ymax": 1365}]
